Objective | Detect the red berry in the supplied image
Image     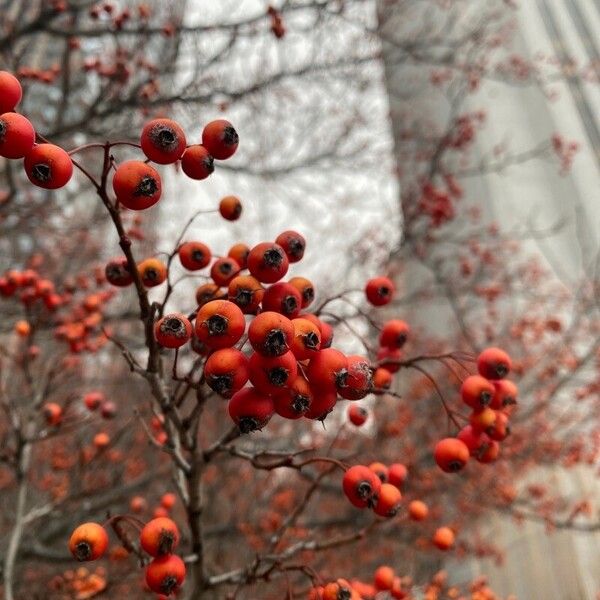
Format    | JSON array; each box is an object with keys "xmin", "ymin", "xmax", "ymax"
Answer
[
  {"xmin": 154, "ymin": 313, "xmax": 192, "ymax": 349},
  {"xmin": 140, "ymin": 517, "xmax": 180, "ymax": 557},
  {"xmin": 342, "ymin": 465, "xmax": 381, "ymax": 508},
  {"xmin": 247, "ymin": 242, "xmax": 289, "ymax": 284},
  {"xmin": 347, "ymin": 404, "xmax": 368, "ymax": 426},
  {"xmin": 113, "ymin": 160, "xmax": 161, "ymax": 210},
  {"xmin": 379, "ymin": 319, "xmax": 409, "ymax": 349},
  {"xmin": 275, "ymin": 230, "xmax": 306, "ymax": 263},
  {"xmin": 228, "ymin": 386, "xmax": 274, "ymax": 433},
  {"xmin": 69, "ymin": 523, "xmax": 108, "ymax": 561},
  {"xmin": 0, "ymin": 72, "xmax": 22, "ymax": 113},
  {"xmin": 434, "ymin": 438, "xmax": 470, "ymax": 473},
  {"xmin": 0, "ymin": 112, "xmax": 35, "ymax": 158},
  {"xmin": 24, "ymin": 144, "xmax": 73, "ymax": 189},
  {"xmin": 202, "ymin": 119, "xmax": 239, "ymax": 160},
  {"xmin": 181, "ymin": 144, "xmax": 214, "ymax": 180},
  {"xmin": 140, "ymin": 118, "xmax": 186, "ymax": 164},
  {"xmin": 178, "ymin": 241, "xmax": 211, "ymax": 271},
  {"xmin": 204, "ymin": 348, "xmax": 249, "ymax": 398},
  {"xmin": 145, "ymin": 554, "xmax": 186, "ymax": 595},
  {"xmin": 477, "ymin": 347, "xmax": 512, "ymax": 380},
  {"xmin": 365, "ymin": 276, "xmax": 395, "ymax": 306},
  {"xmin": 248, "ymin": 350, "xmax": 298, "ymax": 394},
  {"xmin": 262, "ymin": 282, "xmax": 302, "ymax": 319},
  {"xmin": 219, "ymin": 195, "xmax": 242, "ymax": 220},
  {"xmin": 460, "ymin": 375, "xmax": 495, "ymax": 409}
]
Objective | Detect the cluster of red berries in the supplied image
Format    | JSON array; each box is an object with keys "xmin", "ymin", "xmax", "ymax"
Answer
[
  {"xmin": 311, "ymin": 567, "xmax": 502, "ymax": 600},
  {"xmin": 308, "ymin": 565, "xmax": 412, "ymax": 599},
  {"xmin": 0, "ymin": 71, "xmax": 238, "ymax": 195},
  {"xmin": 342, "ymin": 463, "xmax": 404, "ymax": 518},
  {"xmin": 0, "ymin": 262, "xmax": 118, "ymax": 354},
  {"xmin": 434, "ymin": 347, "xmax": 516, "ymax": 473},
  {"xmin": 146, "ymin": 231, "xmax": 399, "ymax": 431},
  {"xmin": 0, "ymin": 72, "xmax": 73, "ymax": 188},
  {"xmin": 69, "ymin": 517, "xmax": 186, "ymax": 596}
]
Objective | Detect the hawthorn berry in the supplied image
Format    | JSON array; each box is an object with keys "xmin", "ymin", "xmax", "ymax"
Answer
[
  {"xmin": 219, "ymin": 195, "xmax": 242, "ymax": 220},
  {"xmin": 301, "ymin": 313, "xmax": 333, "ymax": 348},
  {"xmin": 113, "ymin": 160, "xmax": 162, "ymax": 210},
  {"xmin": 130, "ymin": 496, "xmax": 147, "ymax": 513},
  {"xmin": 100, "ymin": 401, "xmax": 117, "ymax": 419},
  {"xmin": 342, "ymin": 465, "xmax": 381, "ymax": 508},
  {"xmin": 137, "ymin": 258, "xmax": 167, "ymax": 287},
  {"xmin": 0, "ymin": 71, "xmax": 22, "ymax": 113},
  {"xmin": 204, "ymin": 348, "xmax": 249, "ymax": 398},
  {"xmin": 373, "ymin": 482, "xmax": 402, "ymax": 517},
  {"xmin": 477, "ymin": 347, "xmax": 512, "ymax": 380},
  {"xmin": 93, "ymin": 432, "xmax": 110, "ymax": 448},
  {"xmin": 289, "ymin": 276, "xmax": 315, "ymax": 308},
  {"xmin": 195, "ymin": 282, "xmax": 221, "ymax": 306},
  {"xmin": 248, "ymin": 350, "xmax": 298, "ymax": 394},
  {"xmin": 486, "ymin": 411, "xmax": 510, "ymax": 441},
  {"xmin": 43, "ymin": 402, "xmax": 63, "ymax": 426},
  {"xmin": 69, "ymin": 523, "xmax": 109, "ymax": 561},
  {"xmin": 322, "ymin": 580, "xmax": 355, "ymax": 600},
  {"xmin": 347, "ymin": 404, "xmax": 368, "ymax": 426},
  {"xmin": 457, "ymin": 425, "xmax": 490, "ymax": 457},
  {"xmin": 154, "ymin": 313, "xmax": 192, "ymax": 348},
  {"xmin": 373, "ymin": 367, "xmax": 393, "ymax": 390},
  {"xmin": 228, "ymin": 243, "xmax": 250, "ymax": 269},
  {"xmin": 140, "ymin": 517, "xmax": 180, "ymax": 557},
  {"xmin": 84, "ymin": 391, "xmax": 104, "ymax": 411},
  {"xmin": 262, "ymin": 282, "xmax": 302, "ymax": 318},
  {"xmin": 140, "ymin": 118, "xmax": 186, "ymax": 164},
  {"xmin": 460, "ymin": 374, "xmax": 495, "ymax": 409},
  {"xmin": 408, "ymin": 499, "xmax": 429, "ymax": 521},
  {"xmin": 210, "ymin": 256, "xmax": 241, "ymax": 287},
  {"xmin": 307, "ymin": 348, "xmax": 348, "ymax": 391},
  {"xmin": 374, "ymin": 566, "xmax": 395, "ymax": 591},
  {"xmin": 275, "ymin": 230, "xmax": 306, "ymax": 263},
  {"xmin": 470, "ymin": 406, "xmax": 497, "ymax": 432},
  {"xmin": 434, "ymin": 438, "xmax": 470, "ymax": 473},
  {"xmin": 365, "ymin": 276, "xmax": 395, "ymax": 306},
  {"xmin": 432, "ymin": 526, "xmax": 455, "ymax": 550},
  {"xmin": 477, "ymin": 439, "xmax": 500, "ymax": 463},
  {"xmin": 491, "ymin": 379, "xmax": 518, "ymax": 408},
  {"xmin": 376, "ymin": 346, "xmax": 402, "ymax": 373},
  {"xmin": 14, "ymin": 320, "xmax": 31, "ymax": 337},
  {"xmin": 248, "ymin": 311, "xmax": 293, "ymax": 357},
  {"xmin": 181, "ymin": 144, "xmax": 214, "ymax": 180},
  {"xmin": 228, "ymin": 275, "xmax": 264, "ymax": 314},
  {"xmin": 202, "ymin": 119, "xmax": 239, "ymax": 160},
  {"xmin": 24, "ymin": 143, "xmax": 73, "ymax": 189},
  {"xmin": 369, "ymin": 462, "xmax": 388, "ymax": 482},
  {"xmin": 304, "ymin": 388, "xmax": 338, "ymax": 421},
  {"xmin": 228, "ymin": 386, "xmax": 275, "ymax": 433},
  {"xmin": 195, "ymin": 300, "xmax": 245, "ymax": 349},
  {"xmin": 178, "ymin": 241, "xmax": 211, "ymax": 271},
  {"xmin": 338, "ymin": 355, "xmax": 372, "ymax": 400},
  {"xmin": 247, "ymin": 242, "xmax": 289, "ymax": 283},
  {"xmin": 105, "ymin": 257, "xmax": 133, "ymax": 287},
  {"xmin": 161, "ymin": 493, "xmax": 177, "ymax": 510},
  {"xmin": 145, "ymin": 554, "xmax": 186, "ymax": 595},
  {"xmin": 379, "ymin": 319, "xmax": 409, "ymax": 349},
  {"xmin": 0, "ymin": 112, "xmax": 35, "ymax": 159},
  {"xmin": 387, "ymin": 463, "xmax": 408, "ymax": 488},
  {"xmin": 273, "ymin": 375, "xmax": 313, "ymax": 419},
  {"xmin": 290, "ymin": 317, "xmax": 321, "ymax": 360}
]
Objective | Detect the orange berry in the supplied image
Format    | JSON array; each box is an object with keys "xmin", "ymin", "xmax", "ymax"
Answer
[
  {"xmin": 69, "ymin": 523, "xmax": 109, "ymax": 561},
  {"xmin": 140, "ymin": 517, "xmax": 180, "ymax": 557}
]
